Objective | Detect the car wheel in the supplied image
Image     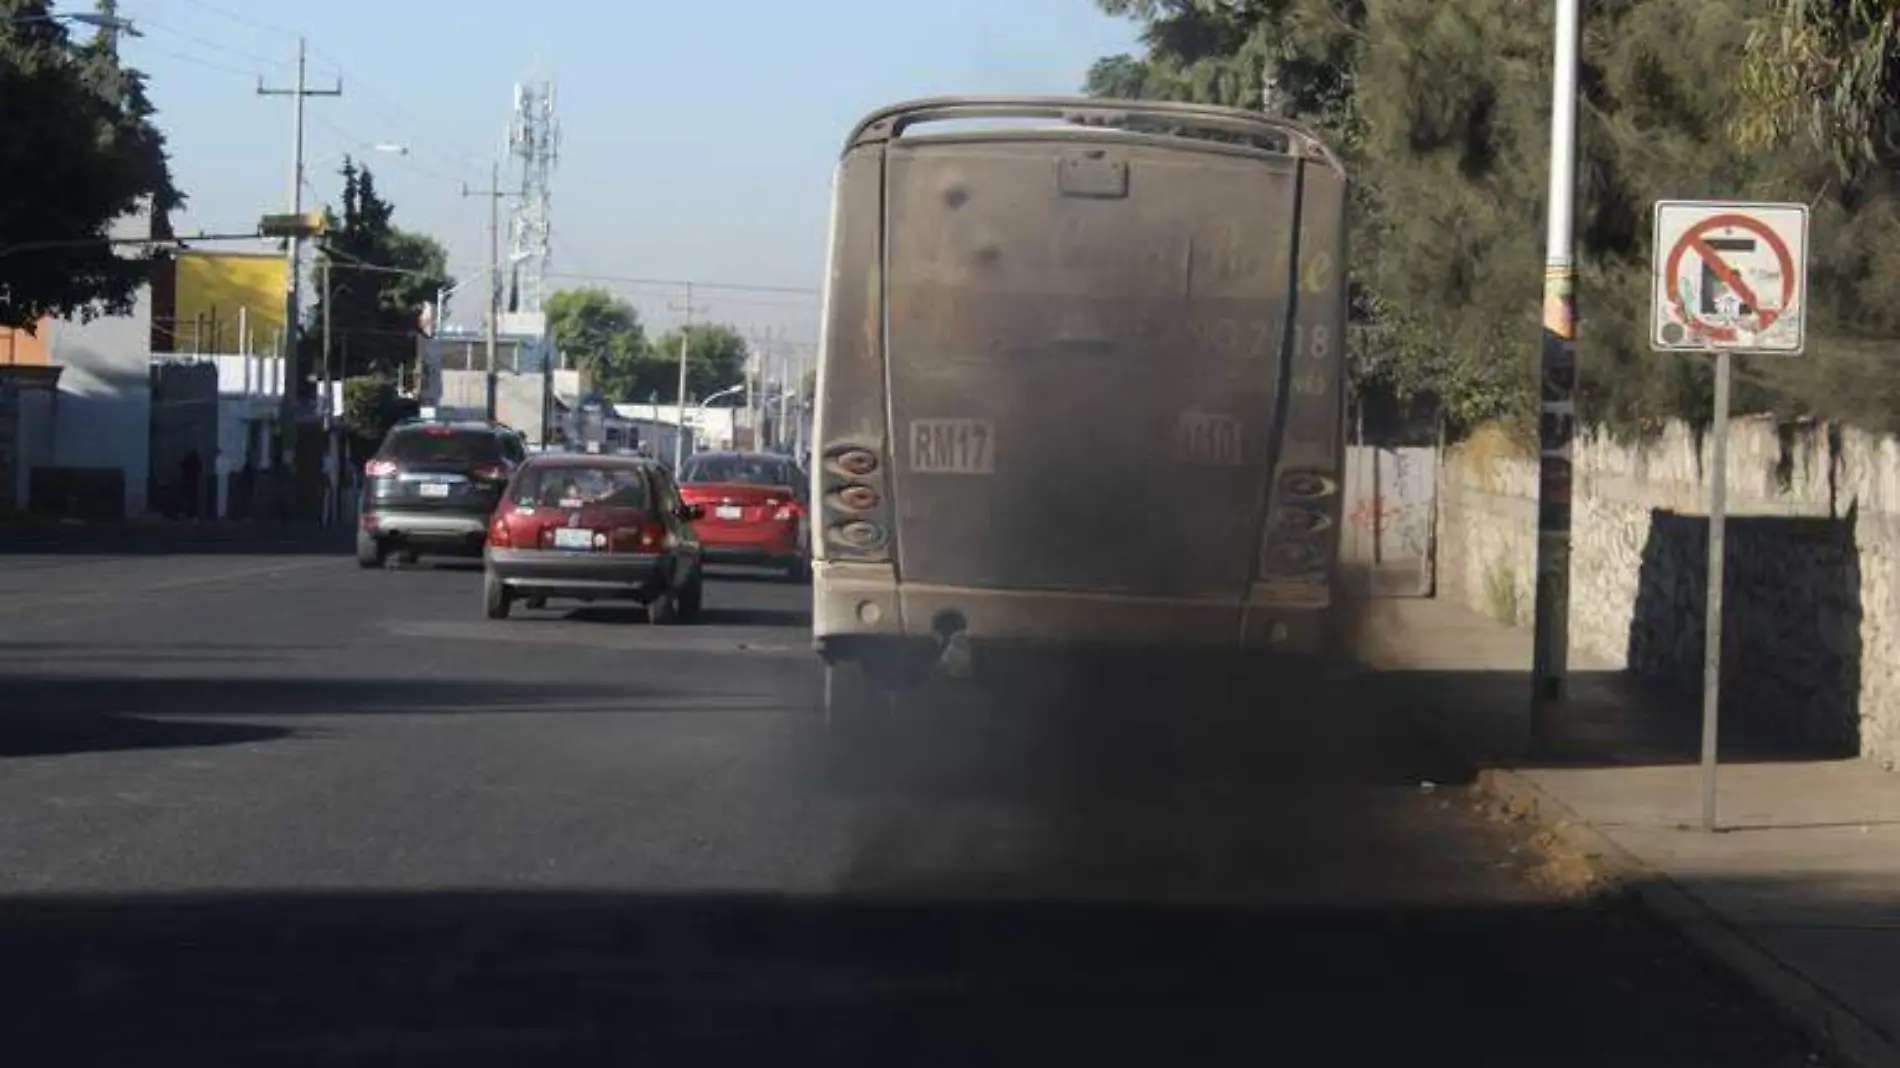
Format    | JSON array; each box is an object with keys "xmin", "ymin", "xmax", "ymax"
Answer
[
  {"xmin": 676, "ymin": 574, "xmax": 704, "ymax": 622},
  {"xmin": 784, "ymin": 555, "xmax": 811, "ymax": 584},
  {"xmin": 355, "ymin": 532, "xmax": 387, "ymax": 569},
  {"xmin": 483, "ymin": 570, "xmax": 512, "ymax": 620},
  {"xmin": 646, "ymin": 589, "xmax": 679, "ymax": 625},
  {"xmin": 398, "ymin": 550, "xmax": 421, "ymax": 566}
]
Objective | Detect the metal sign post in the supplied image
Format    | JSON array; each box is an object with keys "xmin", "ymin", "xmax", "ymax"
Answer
[
  {"xmin": 1651, "ymin": 200, "xmax": 1809, "ymax": 833},
  {"xmin": 1701, "ymin": 343, "xmax": 1730, "ymax": 834}
]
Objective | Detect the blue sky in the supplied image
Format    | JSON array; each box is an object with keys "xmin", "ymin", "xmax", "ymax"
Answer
[{"xmin": 94, "ymin": 0, "xmax": 1139, "ymax": 343}]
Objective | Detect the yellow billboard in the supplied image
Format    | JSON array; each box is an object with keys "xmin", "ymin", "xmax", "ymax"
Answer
[{"xmin": 171, "ymin": 252, "xmax": 287, "ymax": 354}]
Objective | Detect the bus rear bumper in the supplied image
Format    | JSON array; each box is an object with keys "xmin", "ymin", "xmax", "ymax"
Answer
[{"xmin": 812, "ymin": 561, "xmax": 1334, "ymax": 660}]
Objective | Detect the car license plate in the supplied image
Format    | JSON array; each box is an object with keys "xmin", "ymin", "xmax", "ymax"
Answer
[
  {"xmin": 418, "ymin": 482, "xmax": 451, "ymax": 498},
  {"xmin": 715, "ymin": 505, "xmax": 743, "ymax": 520},
  {"xmin": 552, "ymin": 527, "xmax": 594, "ymax": 550}
]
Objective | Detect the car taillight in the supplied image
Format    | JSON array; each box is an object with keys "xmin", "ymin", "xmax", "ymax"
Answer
[
  {"xmin": 364, "ymin": 459, "xmax": 398, "ymax": 478},
  {"xmin": 612, "ymin": 521, "xmax": 669, "ymax": 552},
  {"xmin": 774, "ymin": 505, "xmax": 796, "ymax": 522},
  {"xmin": 472, "ymin": 463, "xmax": 507, "ymax": 481},
  {"xmin": 487, "ymin": 514, "xmax": 512, "ymax": 547}
]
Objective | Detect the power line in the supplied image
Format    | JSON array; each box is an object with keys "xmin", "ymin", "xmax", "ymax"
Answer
[
  {"xmin": 543, "ymin": 271, "xmax": 819, "ymax": 297},
  {"xmin": 126, "ymin": 39, "xmax": 258, "ymax": 78},
  {"xmin": 150, "ymin": 0, "xmax": 298, "ymax": 40},
  {"xmin": 134, "ymin": 14, "xmax": 285, "ymax": 69},
  {"xmin": 126, "ymin": 3, "xmax": 486, "ymax": 184}
]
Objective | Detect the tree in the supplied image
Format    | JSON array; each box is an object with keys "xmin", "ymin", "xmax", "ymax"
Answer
[
  {"xmin": 545, "ymin": 287, "xmax": 647, "ymax": 401},
  {"xmin": 1734, "ymin": 1, "xmax": 1900, "ymax": 177},
  {"xmin": 309, "ymin": 158, "xmax": 452, "ymax": 383},
  {"xmin": 0, "ymin": 0, "xmax": 182, "ymax": 328},
  {"xmin": 341, "ymin": 374, "xmax": 416, "ymax": 449},
  {"xmin": 646, "ymin": 323, "xmax": 749, "ymax": 403},
  {"xmin": 1089, "ymin": 0, "xmax": 1900, "ymax": 440}
]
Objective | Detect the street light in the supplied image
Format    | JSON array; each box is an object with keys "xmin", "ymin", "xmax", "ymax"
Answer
[
  {"xmin": 696, "ymin": 383, "xmax": 745, "ymax": 450},
  {"xmin": 8, "ymin": 12, "xmax": 140, "ymax": 33}
]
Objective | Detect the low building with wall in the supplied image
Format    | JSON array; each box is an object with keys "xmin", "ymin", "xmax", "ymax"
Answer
[{"xmin": 1436, "ymin": 419, "xmax": 1894, "ymax": 766}]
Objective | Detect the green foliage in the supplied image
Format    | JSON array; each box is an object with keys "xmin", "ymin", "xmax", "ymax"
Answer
[
  {"xmin": 0, "ymin": 0, "xmax": 182, "ymax": 328},
  {"xmin": 309, "ymin": 159, "xmax": 451, "ymax": 383},
  {"xmin": 1090, "ymin": 0, "xmax": 1900, "ymax": 441},
  {"xmin": 1734, "ymin": 0, "xmax": 1900, "ymax": 178},
  {"xmin": 647, "ymin": 323, "xmax": 749, "ymax": 404},
  {"xmin": 546, "ymin": 287, "xmax": 648, "ymax": 402},
  {"xmin": 544, "ymin": 286, "xmax": 749, "ymax": 404},
  {"xmin": 341, "ymin": 375, "xmax": 414, "ymax": 445}
]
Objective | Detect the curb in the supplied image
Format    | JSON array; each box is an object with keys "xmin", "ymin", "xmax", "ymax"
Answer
[{"xmin": 1471, "ymin": 766, "xmax": 1900, "ymax": 1068}]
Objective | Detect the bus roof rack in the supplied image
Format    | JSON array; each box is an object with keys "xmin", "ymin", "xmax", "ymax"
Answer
[{"xmin": 844, "ymin": 95, "xmax": 1344, "ymax": 174}]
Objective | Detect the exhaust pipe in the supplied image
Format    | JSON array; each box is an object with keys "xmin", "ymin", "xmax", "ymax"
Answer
[{"xmin": 933, "ymin": 611, "xmax": 973, "ymax": 680}]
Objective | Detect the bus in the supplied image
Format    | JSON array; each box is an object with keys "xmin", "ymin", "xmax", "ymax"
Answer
[{"xmin": 807, "ymin": 96, "xmax": 1350, "ymax": 724}]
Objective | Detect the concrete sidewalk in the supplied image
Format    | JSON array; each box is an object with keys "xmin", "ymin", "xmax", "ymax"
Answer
[{"xmin": 1362, "ymin": 595, "xmax": 1900, "ymax": 1068}]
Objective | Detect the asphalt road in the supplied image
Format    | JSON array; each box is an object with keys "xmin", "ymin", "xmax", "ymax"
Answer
[{"xmin": 0, "ymin": 536, "xmax": 1829, "ymax": 1066}]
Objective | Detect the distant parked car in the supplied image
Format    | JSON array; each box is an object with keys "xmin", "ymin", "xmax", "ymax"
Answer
[
  {"xmin": 357, "ymin": 419, "xmax": 526, "ymax": 568},
  {"xmin": 677, "ymin": 450, "xmax": 810, "ymax": 581},
  {"xmin": 481, "ymin": 453, "xmax": 706, "ymax": 623}
]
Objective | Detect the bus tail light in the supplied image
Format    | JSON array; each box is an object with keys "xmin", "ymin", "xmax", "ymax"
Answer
[
  {"xmin": 1262, "ymin": 468, "xmax": 1339, "ymax": 580},
  {"xmin": 832, "ymin": 520, "xmax": 886, "ymax": 550},
  {"xmin": 834, "ymin": 449, "xmax": 878, "ymax": 476},
  {"xmin": 820, "ymin": 441, "xmax": 891, "ymax": 561}
]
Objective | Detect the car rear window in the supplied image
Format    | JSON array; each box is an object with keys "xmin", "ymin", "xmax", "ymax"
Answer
[
  {"xmin": 382, "ymin": 428, "xmax": 504, "ymax": 466},
  {"xmin": 680, "ymin": 456, "xmax": 795, "ymax": 486},
  {"xmin": 513, "ymin": 465, "xmax": 649, "ymax": 510}
]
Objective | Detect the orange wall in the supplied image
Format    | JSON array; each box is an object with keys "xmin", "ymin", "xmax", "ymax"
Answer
[{"xmin": 0, "ymin": 321, "xmax": 52, "ymax": 366}]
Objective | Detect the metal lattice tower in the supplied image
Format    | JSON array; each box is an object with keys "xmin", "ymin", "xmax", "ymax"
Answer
[{"xmin": 506, "ymin": 80, "xmax": 559, "ymax": 314}]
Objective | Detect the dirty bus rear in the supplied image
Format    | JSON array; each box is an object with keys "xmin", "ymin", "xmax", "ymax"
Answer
[{"xmin": 809, "ymin": 97, "xmax": 1350, "ymax": 717}]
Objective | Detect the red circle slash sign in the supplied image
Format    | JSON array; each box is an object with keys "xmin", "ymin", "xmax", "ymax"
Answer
[{"xmin": 1663, "ymin": 213, "xmax": 1798, "ymax": 343}]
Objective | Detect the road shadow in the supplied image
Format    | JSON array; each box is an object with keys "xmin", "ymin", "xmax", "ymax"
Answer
[
  {"xmin": 695, "ymin": 605, "xmax": 811, "ymax": 627},
  {"xmin": 389, "ymin": 557, "xmax": 484, "ymax": 573},
  {"xmin": 0, "ymin": 710, "xmax": 287, "ymax": 758},
  {"xmin": 0, "ymin": 676, "xmax": 641, "ymax": 732},
  {"xmin": 1354, "ymin": 665, "xmax": 1857, "ymax": 772},
  {"xmin": 1349, "ymin": 591, "xmax": 1853, "ymax": 770},
  {"xmin": 0, "ymin": 524, "xmax": 353, "ymax": 557},
  {"xmin": 0, "ymin": 883, "xmax": 1824, "ymax": 1067},
  {"xmin": 704, "ymin": 567, "xmax": 803, "ymax": 586},
  {"xmin": 0, "ymin": 642, "xmax": 326, "ymax": 667}
]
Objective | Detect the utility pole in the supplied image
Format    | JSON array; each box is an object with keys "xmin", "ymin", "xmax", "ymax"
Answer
[
  {"xmin": 1530, "ymin": 0, "xmax": 1581, "ymax": 740},
  {"xmin": 744, "ymin": 332, "xmax": 760, "ymax": 451},
  {"xmin": 668, "ymin": 284, "xmax": 708, "ymax": 468},
  {"xmin": 462, "ymin": 164, "xmax": 522, "ymax": 421},
  {"xmin": 258, "ymin": 36, "xmax": 341, "ymax": 473},
  {"xmin": 321, "ymin": 257, "xmax": 337, "ymax": 522},
  {"xmin": 777, "ymin": 339, "xmax": 792, "ymax": 453}
]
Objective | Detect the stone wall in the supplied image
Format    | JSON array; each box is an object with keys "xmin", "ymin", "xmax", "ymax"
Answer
[{"xmin": 1437, "ymin": 420, "xmax": 1895, "ymax": 764}]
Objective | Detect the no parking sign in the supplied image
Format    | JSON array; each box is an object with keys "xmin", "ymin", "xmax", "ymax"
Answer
[{"xmin": 1651, "ymin": 200, "xmax": 1809, "ymax": 355}]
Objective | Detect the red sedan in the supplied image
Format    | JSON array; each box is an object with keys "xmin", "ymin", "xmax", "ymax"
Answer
[{"xmin": 677, "ymin": 451, "xmax": 809, "ymax": 581}]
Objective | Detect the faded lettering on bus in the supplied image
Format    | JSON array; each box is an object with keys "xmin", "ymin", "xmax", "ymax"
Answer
[
  {"xmin": 1176, "ymin": 411, "xmax": 1246, "ymax": 467},
  {"xmin": 910, "ymin": 418, "xmax": 995, "ymax": 474}
]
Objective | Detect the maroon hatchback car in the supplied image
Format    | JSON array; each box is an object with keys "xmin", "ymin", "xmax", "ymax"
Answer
[{"xmin": 481, "ymin": 453, "xmax": 706, "ymax": 624}]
